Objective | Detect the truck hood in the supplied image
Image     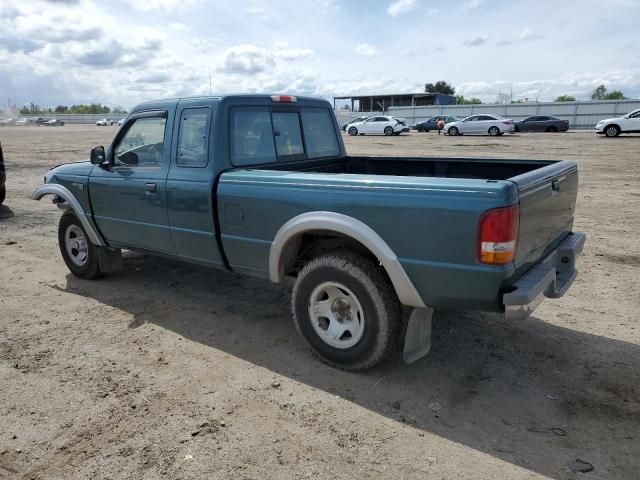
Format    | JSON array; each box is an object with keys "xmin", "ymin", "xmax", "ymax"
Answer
[{"xmin": 45, "ymin": 160, "xmax": 93, "ymax": 182}]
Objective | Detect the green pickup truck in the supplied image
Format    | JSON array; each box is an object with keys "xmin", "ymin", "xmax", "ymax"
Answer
[{"xmin": 33, "ymin": 94, "xmax": 585, "ymax": 370}]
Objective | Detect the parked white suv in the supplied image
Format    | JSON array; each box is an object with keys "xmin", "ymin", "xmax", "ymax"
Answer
[
  {"xmin": 595, "ymin": 108, "xmax": 640, "ymax": 137},
  {"xmin": 346, "ymin": 116, "xmax": 407, "ymax": 136}
]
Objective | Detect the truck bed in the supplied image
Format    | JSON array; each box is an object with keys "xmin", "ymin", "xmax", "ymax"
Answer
[
  {"xmin": 263, "ymin": 156, "xmax": 556, "ymax": 180},
  {"xmin": 237, "ymin": 154, "xmax": 578, "ymax": 283}
]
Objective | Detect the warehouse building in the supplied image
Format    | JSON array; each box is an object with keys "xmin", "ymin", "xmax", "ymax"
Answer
[{"xmin": 333, "ymin": 92, "xmax": 456, "ymax": 112}]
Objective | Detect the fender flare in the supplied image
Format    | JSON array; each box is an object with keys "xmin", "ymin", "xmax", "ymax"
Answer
[
  {"xmin": 269, "ymin": 211, "xmax": 425, "ymax": 308},
  {"xmin": 31, "ymin": 184, "xmax": 105, "ymax": 246}
]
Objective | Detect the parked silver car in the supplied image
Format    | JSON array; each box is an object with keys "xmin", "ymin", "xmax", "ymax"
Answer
[{"xmin": 445, "ymin": 114, "xmax": 515, "ymax": 136}]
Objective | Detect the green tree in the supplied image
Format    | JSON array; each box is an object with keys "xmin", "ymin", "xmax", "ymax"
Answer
[
  {"xmin": 604, "ymin": 90, "xmax": 626, "ymax": 100},
  {"xmin": 55, "ymin": 105, "xmax": 69, "ymax": 113},
  {"xmin": 555, "ymin": 95, "xmax": 576, "ymax": 102},
  {"xmin": 455, "ymin": 95, "xmax": 482, "ymax": 105},
  {"xmin": 591, "ymin": 84, "xmax": 607, "ymax": 100},
  {"xmin": 425, "ymin": 81, "xmax": 456, "ymax": 96}
]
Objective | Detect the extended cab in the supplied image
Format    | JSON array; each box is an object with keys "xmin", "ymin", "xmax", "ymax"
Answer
[{"xmin": 33, "ymin": 95, "xmax": 585, "ymax": 370}]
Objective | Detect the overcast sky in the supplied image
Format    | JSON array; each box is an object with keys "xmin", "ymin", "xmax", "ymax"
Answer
[{"xmin": 1, "ymin": 0, "xmax": 638, "ymax": 109}]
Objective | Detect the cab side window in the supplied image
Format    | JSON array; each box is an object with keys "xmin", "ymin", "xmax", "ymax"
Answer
[
  {"xmin": 177, "ymin": 108, "xmax": 210, "ymax": 167},
  {"xmin": 114, "ymin": 117, "xmax": 167, "ymax": 167}
]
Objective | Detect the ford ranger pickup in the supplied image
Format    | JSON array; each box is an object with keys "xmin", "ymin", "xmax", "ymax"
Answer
[{"xmin": 32, "ymin": 94, "xmax": 585, "ymax": 370}]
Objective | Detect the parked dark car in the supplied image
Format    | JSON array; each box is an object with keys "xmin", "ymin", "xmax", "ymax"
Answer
[
  {"xmin": 33, "ymin": 117, "xmax": 49, "ymax": 126},
  {"xmin": 44, "ymin": 119, "xmax": 65, "ymax": 126},
  {"xmin": 412, "ymin": 115, "xmax": 461, "ymax": 132},
  {"xmin": 0, "ymin": 142, "xmax": 5, "ymax": 204},
  {"xmin": 514, "ymin": 116, "xmax": 569, "ymax": 133}
]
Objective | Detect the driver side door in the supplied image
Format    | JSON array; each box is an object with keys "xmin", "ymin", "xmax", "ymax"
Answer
[{"xmin": 89, "ymin": 111, "xmax": 175, "ymax": 253}]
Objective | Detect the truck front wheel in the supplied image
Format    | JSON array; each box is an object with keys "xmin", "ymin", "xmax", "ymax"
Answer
[
  {"xmin": 292, "ymin": 251, "xmax": 401, "ymax": 370},
  {"xmin": 58, "ymin": 211, "xmax": 103, "ymax": 279}
]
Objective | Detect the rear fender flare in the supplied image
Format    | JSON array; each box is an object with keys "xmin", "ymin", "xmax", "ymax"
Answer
[
  {"xmin": 269, "ymin": 211, "xmax": 425, "ymax": 308},
  {"xmin": 32, "ymin": 184, "xmax": 105, "ymax": 246}
]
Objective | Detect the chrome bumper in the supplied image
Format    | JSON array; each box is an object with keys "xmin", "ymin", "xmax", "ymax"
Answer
[{"xmin": 503, "ymin": 232, "xmax": 586, "ymax": 320}]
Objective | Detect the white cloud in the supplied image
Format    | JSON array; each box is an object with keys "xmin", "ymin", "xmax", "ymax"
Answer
[
  {"xmin": 354, "ymin": 43, "xmax": 378, "ymax": 57},
  {"xmin": 218, "ymin": 44, "xmax": 276, "ymax": 74},
  {"xmin": 464, "ymin": 35, "xmax": 487, "ymax": 46},
  {"xmin": 168, "ymin": 22, "xmax": 189, "ymax": 32},
  {"xmin": 498, "ymin": 28, "xmax": 543, "ymax": 45},
  {"xmin": 462, "ymin": 0, "xmax": 483, "ymax": 9},
  {"xmin": 124, "ymin": 0, "xmax": 202, "ymax": 12},
  {"xmin": 387, "ymin": 0, "xmax": 419, "ymax": 16}
]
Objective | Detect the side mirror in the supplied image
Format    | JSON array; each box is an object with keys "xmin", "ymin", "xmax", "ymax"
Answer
[{"xmin": 90, "ymin": 146, "xmax": 106, "ymax": 165}]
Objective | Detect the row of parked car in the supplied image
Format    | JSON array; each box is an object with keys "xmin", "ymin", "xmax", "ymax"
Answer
[
  {"xmin": 340, "ymin": 108, "xmax": 640, "ymax": 137},
  {"xmin": 342, "ymin": 114, "xmax": 570, "ymax": 136},
  {"xmin": 0, "ymin": 117, "xmax": 65, "ymax": 126},
  {"xmin": 96, "ymin": 118, "xmax": 125, "ymax": 126}
]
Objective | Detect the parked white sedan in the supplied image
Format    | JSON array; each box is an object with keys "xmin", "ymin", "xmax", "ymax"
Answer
[
  {"xmin": 445, "ymin": 114, "xmax": 515, "ymax": 136},
  {"xmin": 96, "ymin": 118, "xmax": 114, "ymax": 126},
  {"xmin": 346, "ymin": 116, "xmax": 407, "ymax": 136}
]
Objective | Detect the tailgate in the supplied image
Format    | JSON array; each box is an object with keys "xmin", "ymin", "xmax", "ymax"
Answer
[{"xmin": 511, "ymin": 161, "xmax": 578, "ymax": 270}]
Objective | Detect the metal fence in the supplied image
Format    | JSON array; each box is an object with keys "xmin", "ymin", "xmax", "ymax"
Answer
[
  {"xmin": 335, "ymin": 99, "xmax": 640, "ymax": 130},
  {"xmin": 11, "ymin": 113, "xmax": 128, "ymax": 124}
]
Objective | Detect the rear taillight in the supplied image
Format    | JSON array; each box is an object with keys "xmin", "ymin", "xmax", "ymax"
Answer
[
  {"xmin": 502, "ymin": 120, "xmax": 513, "ymax": 125},
  {"xmin": 271, "ymin": 95, "xmax": 297, "ymax": 103},
  {"xmin": 478, "ymin": 205, "xmax": 519, "ymax": 265}
]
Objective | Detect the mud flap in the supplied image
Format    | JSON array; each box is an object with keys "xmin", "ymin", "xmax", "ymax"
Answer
[
  {"xmin": 403, "ymin": 306, "xmax": 433, "ymax": 364},
  {"xmin": 97, "ymin": 247, "xmax": 122, "ymax": 273}
]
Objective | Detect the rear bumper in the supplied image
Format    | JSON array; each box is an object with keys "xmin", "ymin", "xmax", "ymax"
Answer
[{"xmin": 503, "ymin": 231, "xmax": 586, "ymax": 320}]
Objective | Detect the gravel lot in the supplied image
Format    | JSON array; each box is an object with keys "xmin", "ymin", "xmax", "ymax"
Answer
[{"xmin": 1, "ymin": 125, "xmax": 638, "ymax": 479}]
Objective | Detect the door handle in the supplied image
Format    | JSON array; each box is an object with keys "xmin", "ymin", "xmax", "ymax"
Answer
[{"xmin": 145, "ymin": 182, "xmax": 158, "ymax": 193}]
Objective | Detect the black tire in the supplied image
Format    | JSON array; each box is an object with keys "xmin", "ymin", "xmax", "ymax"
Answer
[
  {"xmin": 292, "ymin": 251, "xmax": 402, "ymax": 371},
  {"xmin": 604, "ymin": 125, "xmax": 620, "ymax": 137},
  {"xmin": 58, "ymin": 211, "xmax": 103, "ymax": 279},
  {"xmin": 448, "ymin": 126, "xmax": 459, "ymax": 136},
  {"xmin": 0, "ymin": 186, "xmax": 5, "ymax": 205},
  {"xmin": 546, "ymin": 126, "xmax": 558, "ymax": 133},
  {"xmin": 488, "ymin": 126, "xmax": 500, "ymax": 136},
  {"xmin": 514, "ymin": 125, "xmax": 520, "ymax": 132},
  {"xmin": 384, "ymin": 126, "xmax": 394, "ymax": 136},
  {"xmin": 348, "ymin": 127, "xmax": 358, "ymax": 136}
]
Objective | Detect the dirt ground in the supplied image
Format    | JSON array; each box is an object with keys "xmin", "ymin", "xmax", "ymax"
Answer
[{"xmin": 0, "ymin": 125, "xmax": 638, "ymax": 480}]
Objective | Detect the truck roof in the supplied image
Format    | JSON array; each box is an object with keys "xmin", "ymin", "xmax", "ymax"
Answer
[{"xmin": 133, "ymin": 94, "xmax": 331, "ymax": 112}]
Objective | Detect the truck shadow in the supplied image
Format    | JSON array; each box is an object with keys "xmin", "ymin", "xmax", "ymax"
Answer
[{"xmin": 62, "ymin": 253, "xmax": 639, "ymax": 479}]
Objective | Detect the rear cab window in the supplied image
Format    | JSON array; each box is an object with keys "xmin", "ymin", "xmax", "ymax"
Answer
[{"xmin": 230, "ymin": 106, "xmax": 340, "ymax": 166}]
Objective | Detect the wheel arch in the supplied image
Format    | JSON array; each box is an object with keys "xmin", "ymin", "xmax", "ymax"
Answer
[
  {"xmin": 32, "ymin": 184, "xmax": 105, "ymax": 246},
  {"xmin": 269, "ymin": 211, "xmax": 425, "ymax": 308}
]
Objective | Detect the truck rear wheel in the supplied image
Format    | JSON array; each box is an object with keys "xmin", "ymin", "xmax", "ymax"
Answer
[
  {"xmin": 58, "ymin": 211, "xmax": 103, "ymax": 279},
  {"xmin": 292, "ymin": 251, "xmax": 401, "ymax": 370}
]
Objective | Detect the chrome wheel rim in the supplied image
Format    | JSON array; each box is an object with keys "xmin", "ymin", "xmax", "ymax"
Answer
[
  {"xmin": 65, "ymin": 224, "xmax": 88, "ymax": 267},
  {"xmin": 606, "ymin": 126, "xmax": 617, "ymax": 137},
  {"xmin": 308, "ymin": 281, "xmax": 365, "ymax": 349},
  {"xmin": 384, "ymin": 127, "xmax": 393, "ymax": 135},
  {"xmin": 489, "ymin": 127, "xmax": 499, "ymax": 136}
]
